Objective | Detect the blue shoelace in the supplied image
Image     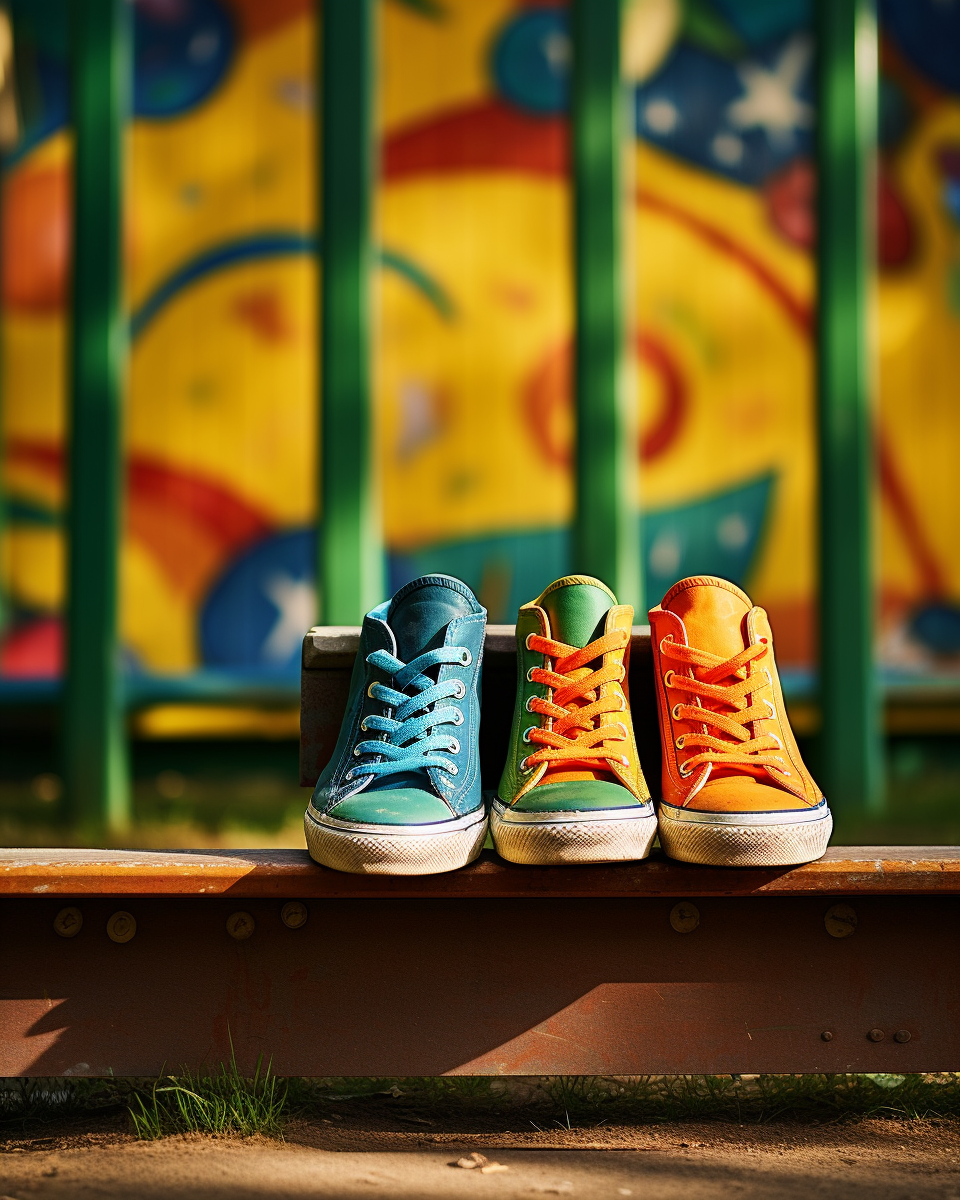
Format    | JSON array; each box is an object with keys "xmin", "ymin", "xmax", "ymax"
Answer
[{"xmin": 345, "ymin": 645, "xmax": 471, "ymax": 782}]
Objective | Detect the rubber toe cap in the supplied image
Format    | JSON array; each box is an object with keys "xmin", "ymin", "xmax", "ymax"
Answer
[
  {"xmin": 329, "ymin": 788, "xmax": 456, "ymax": 826},
  {"xmin": 508, "ymin": 780, "xmax": 644, "ymax": 814}
]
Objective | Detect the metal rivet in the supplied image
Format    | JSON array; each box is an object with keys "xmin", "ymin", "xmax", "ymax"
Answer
[
  {"xmin": 106, "ymin": 911, "xmax": 136, "ymax": 944},
  {"xmin": 53, "ymin": 907, "xmax": 83, "ymax": 938},
  {"xmin": 821, "ymin": 1030, "xmax": 834, "ymax": 1042},
  {"xmin": 894, "ymin": 1029, "xmax": 911, "ymax": 1044},
  {"xmin": 670, "ymin": 902, "xmax": 700, "ymax": 934},
  {"xmin": 824, "ymin": 903, "xmax": 857, "ymax": 938},
  {"xmin": 227, "ymin": 911, "xmax": 255, "ymax": 940},
  {"xmin": 868, "ymin": 1028, "xmax": 885, "ymax": 1042},
  {"xmin": 281, "ymin": 901, "xmax": 308, "ymax": 930}
]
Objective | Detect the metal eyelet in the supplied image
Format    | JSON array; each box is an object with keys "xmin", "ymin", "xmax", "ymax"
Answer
[
  {"xmin": 459, "ymin": 649, "xmax": 472, "ymax": 666},
  {"xmin": 451, "ymin": 708, "xmax": 464, "ymax": 726},
  {"xmin": 452, "ymin": 680, "xmax": 466, "ymax": 699},
  {"xmin": 519, "ymin": 755, "xmax": 532, "ymax": 772},
  {"xmin": 663, "ymin": 671, "xmax": 675, "ymax": 688},
  {"xmin": 522, "ymin": 727, "xmax": 533, "ymax": 743},
  {"xmin": 671, "ymin": 703, "xmax": 683, "ymax": 721},
  {"xmin": 526, "ymin": 667, "xmax": 537, "ymax": 683},
  {"xmin": 770, "ymin": 733, "xmax": 783, "ymax": 750},
  {"xmin": 679, "ymin": 761, "xmax": 692, "ymax": 778},
  {"xmin": 525, "ymin": 633, "xmax": 536, "ymax": 650},
  {"xmin": 366, "ymin": 683, "xmax": 377, "ymax": 698},
  {"xmin": 447, "ymin": 763, "xmax": 459, "ymax": 776},
  {"xmin": 344, "ymin": 769, "xmax": 354, "ymax": 781},
  {"xmin": 765, "ymin": 669, "xmax": 772, "ymax": 686},
  {"xmin": 525, "ymin": 695, "xmax": 537, "ymax": 713},
  {"xmin": 675, "ymin": 735, "xmax": 685, "ymax": 750},
  {"xmin": 360, "ymin": 718, "xmax": 369, "ymax": 732},
  {"xmin": 448, "ymin": 738, "xmax": 460, "ymax": 755},
  {"xmin": 352, "ymin": 745, "xmax": 362, "ymax": 757},
  {"xmin": 765, "ymin": 699, "xmax": 776, "ymax": 719}
]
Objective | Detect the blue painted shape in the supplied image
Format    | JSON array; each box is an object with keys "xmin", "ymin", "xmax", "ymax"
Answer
[
  {"xmin": 909, "ymin": 602, "xmax": 960, "ymax": 657},
  {"xmin": 391, "ymin": 474, "xmax": 775, "ymax": 620},
  {"xmin": 635, "ymin": 37, "xmax": 814, "ymax": 186},
  {"xmin": 4, "ymin": 0, "xmax": 233, "ymax": 167},
  {"xmin": 879, "ymin": 0, "xmax": 960, "ymax": 97},
  {"xmin": 641, "ymin": 473, "xmax": 774, "ymax": 607},
  {"xmin": 389, "ymin": 529, "xmax": 571, "ymax": 624},
  {"xmin": 134, "ymin": 0, "xmax": 234, "ymax": 119},
  {"xmin": 491, "ymin": 7, "xmax": 569, "ymax": 117},
  {"xmin": 200, "ymin": 528, "xmax": 315, "ymax": 672},
  {"xmin": 130, "ymin": 234, "xmax": 455, "ymax": 340},
  {"xmin": 710, "ymin": 0, "xmax": 810, "ymax": 49}
]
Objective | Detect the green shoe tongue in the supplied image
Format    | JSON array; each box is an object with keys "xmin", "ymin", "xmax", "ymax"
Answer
[{"xmin": 538, "ymin": 577, "xmax": 617, "ymax": 649}]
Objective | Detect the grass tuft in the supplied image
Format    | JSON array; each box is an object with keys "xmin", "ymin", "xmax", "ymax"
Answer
[{"xmin": 129, "ymin": 1038, "xmax": 286, "ymax": 1140}]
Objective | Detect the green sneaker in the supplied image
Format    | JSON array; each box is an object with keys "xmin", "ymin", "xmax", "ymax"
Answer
[
  {"xmin": 305, "ymin": 575, "xmax": 487, "ymax": 875},
  {"xmin": 492, "ymin": 575, "xmax": 656, "ymax": 865}
]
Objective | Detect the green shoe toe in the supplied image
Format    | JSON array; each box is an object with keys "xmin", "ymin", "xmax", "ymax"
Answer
[{"xmin": 510, "ymin": 780, "xmax": 646, "ymax": 814}]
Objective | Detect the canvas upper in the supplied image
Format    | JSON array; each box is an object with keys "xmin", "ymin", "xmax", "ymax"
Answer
[
  {"xmin": 497, "ymin": 575, "xmax": 650, "ymax": 813},
  {"xmin": 309, "ymin": 575, "xmax": 486, "ymax": 826},
  {"xmin": 649, "ymin": 575, "xmax": 824, "ymax": 815}
]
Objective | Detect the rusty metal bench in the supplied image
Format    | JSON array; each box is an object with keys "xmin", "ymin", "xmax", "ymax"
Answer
[{"xmin": 1, "ymin": 627, "xmax": 957, "ymax": 1079}]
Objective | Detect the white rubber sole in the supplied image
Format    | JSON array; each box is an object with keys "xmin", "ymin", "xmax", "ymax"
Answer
[
  {"xmin": 490, "ymin": 798, "xmax": 657, "ymax": 866},
  {"xmin": 657, "ymin": 802, "xmax": 833, "ymax": 867},
  {"xmin": 304, "ymin": 805, "xmax": 488, "ymax": 875}
]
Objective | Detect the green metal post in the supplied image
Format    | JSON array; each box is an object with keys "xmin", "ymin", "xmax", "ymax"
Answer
[
  {"xmin": 318, "ymin": 0, "xmax": 383, "ymax": 624},
  {"xmin": 64, "ymin": 0, "xmax": 130, "ymax": 832},
  {"xmin": 571, "ymin": 0, "xmax": 641, "ymax": 609},
  {"xmin": 816, "ymin": 0, "xmax": 883, "ymax": 811}
]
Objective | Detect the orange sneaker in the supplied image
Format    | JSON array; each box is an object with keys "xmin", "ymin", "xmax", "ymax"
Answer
[{"xmin": 649, "ymin": 576, "xmax": 832, "ymax": 867}]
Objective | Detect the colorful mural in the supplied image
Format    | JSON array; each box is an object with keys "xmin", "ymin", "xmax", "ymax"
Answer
[{"xmin": 1, "ymin": 0, "xmax": 959, "ymax": 694}]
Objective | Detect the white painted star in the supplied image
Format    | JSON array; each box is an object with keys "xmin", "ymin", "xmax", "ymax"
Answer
[
  {"xmin": 726, "ymin": 34, "xmax": 814, "ymax": 149},
  {"xmin": 261, "ymin": 573, "xmax": 316, "ymax": 664}
]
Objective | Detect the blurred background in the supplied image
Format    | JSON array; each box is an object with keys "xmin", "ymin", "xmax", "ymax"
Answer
[{"xmin": 0, "ymin": 0, "xmax": 958, "ymax": 847}]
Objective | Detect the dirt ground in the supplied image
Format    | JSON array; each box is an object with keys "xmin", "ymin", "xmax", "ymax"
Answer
[{"xmin": 2, "ymin": 1111, "xmax": 960, "ymax": 1199}]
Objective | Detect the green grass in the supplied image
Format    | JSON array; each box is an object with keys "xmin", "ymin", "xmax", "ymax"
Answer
[
  {"xmin": 3, "ymin": 1073, "xmax": 960, "ymax": 1139},
  {"xmin": 128, "ymin": 1045, "xmax": 286, "ymax": 1139}
]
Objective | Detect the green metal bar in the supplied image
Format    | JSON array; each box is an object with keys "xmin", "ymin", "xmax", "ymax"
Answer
[
  {"xmin": 571, "ymin": 0, "xmax": 641, "ymax": 609},
  {"xmin": 318, "ymin": 0, "xmax": 383, "ymax": 623},
  {"xmin": 64, "ymin": 0, "xmax": 130, "ymax": 832},
  {"xmin": 816, "ymin": 0, "xmax": 883, "ymax": 811}
]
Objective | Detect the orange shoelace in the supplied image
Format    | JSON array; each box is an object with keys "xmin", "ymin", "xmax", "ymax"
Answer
[
  {"xmin": 660, "ymin": 638, "xmax": 790, "ymax": 778},
  {"xmin": 522, "ymin": 630, "xmax": 630, "ymax": 773}
]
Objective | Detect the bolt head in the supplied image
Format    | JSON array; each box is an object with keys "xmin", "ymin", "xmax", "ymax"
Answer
[
  {"xmin": 821, "ymin": 1030, "xmax": 834, "ymax": 1042},
  {"xmin": 281, "ymin": 901, "xmax": 308, "ymax": 930},
  {"xmin": 226, "ymin": 911, "xmax": 255, "ymax": 940},
  {"xmin": 106, "ymin": 911, "xmax": 136, "ymax": 944},
  {"xmin": 894, "ymin": 1029, "xmax": 911, "ymax": 1044},
  {"xmin": 824, "ymin": 904, "xmax": 857, "ymax": 938},
  {"xmin": 53, "ymin": 907, "xmax": 83, "ymax": 938},
  {"xmin": 670, "ymin": 902, "xmax": 700, "ymax": 934},
  {"xmin": 868, "ymin": 1028, "xmax": 885, "ymax": 1042}
]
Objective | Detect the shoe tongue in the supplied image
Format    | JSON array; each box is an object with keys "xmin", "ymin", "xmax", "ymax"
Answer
[
  {"xmin": 386, "ymin": 575, "xmax": 475, "ymax": 664},
  {"xmin": 539, "ymin": 577, "xmax": 616, "ymax": 649},
  {"xmin": 661, "ymin": 576, "xmax": 751, "ymax": 660}
]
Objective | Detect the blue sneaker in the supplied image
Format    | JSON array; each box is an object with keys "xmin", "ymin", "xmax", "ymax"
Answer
[{"xmin": 304, "ymin": 575, "xmax": 487, "ymax": 874}]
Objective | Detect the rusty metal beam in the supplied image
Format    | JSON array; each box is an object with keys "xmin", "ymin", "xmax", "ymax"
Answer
[{"xmin": 0, "ymin": 888, "xmax": 956, "ymax": 1077}]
